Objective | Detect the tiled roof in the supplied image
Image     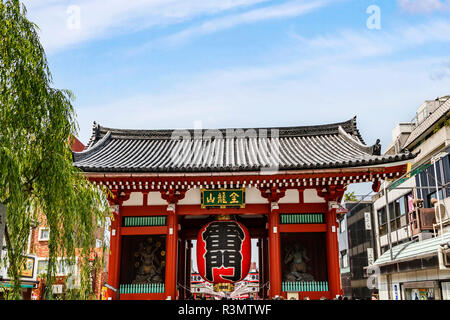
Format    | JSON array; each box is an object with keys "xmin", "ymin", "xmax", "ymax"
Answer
[
  {"xmin": 374, "ymin": 232, "xmax": 450, "ymax": 266},
  {"xmin": 403, "ymin": 98, "xmax": 450, "ymax": 149},
  {"xmin": 72, "ymin": 117, "xmax": 415, "ymax": 173}
]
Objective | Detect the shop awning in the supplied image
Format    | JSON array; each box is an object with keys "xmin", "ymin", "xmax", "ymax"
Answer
[
  {"xmin": 0, "ymin": 281, "xmax": 38, "ymax": 289},
  {"xmin": 373, "ymin": 232, "xmax": 450, "ymax": 266}
]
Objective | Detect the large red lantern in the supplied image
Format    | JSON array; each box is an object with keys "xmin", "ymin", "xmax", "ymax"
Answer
[{"xmin": 197, "ymin": 217, "xmax": 251, "ymax": 285}]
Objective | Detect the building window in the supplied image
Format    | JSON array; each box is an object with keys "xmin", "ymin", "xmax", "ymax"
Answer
[
  {"xmin": 342, "ymin": 253, "xmax": 348, "ymax": 268},
  {"xmin": 37, "ymin": 258, "xmax": 75, "ymax": 277},
  {"xmin": 378, "ymin": 196, "xmax": 409, "ymax": 235},
  {"xmin": 378, "ymin": 207, "xmax": 387, "ymax": 236},
  {"xmin": 56, "ymin": 258, "xmax": 75, "ymax": 276},
  {"xmin": 339, "ymin": 219, "xmax": 346, "ymax": 233},
  {"xmin": 95, "ymin": 239, "xmax": 103, "ymax": 248},
  {"xmin": 427, "ymin": 189, "xmax": 444, "ymax": 204},
  {"xmin": 56, "ymin": 259, "xmax": 67, "ymax": 275},
  {"xmin": 37, "ymin": 259, "xmax": 48, "ymax": 276},
  {"xmin": 38, "ymin": 228, "xmax": 50, "ymax": 241}
]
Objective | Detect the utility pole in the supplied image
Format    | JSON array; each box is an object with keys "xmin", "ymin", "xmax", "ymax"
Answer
[
  {"xmin": 431, "ymin": 153, "xmax": 446, "ymax": 238},
  {"xmin": 384, "ymin": 182, "xmax": 394, "ymax": 261}
]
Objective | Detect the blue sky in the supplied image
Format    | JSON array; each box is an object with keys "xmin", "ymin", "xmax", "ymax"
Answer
[{"xmin": 23, "ymin": 0, "xmax": 450, "ymax": 197}]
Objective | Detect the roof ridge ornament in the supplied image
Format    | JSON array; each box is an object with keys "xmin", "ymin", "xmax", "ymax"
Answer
[
  {"xmin": 72, "ymin": 131, "xmax": 112, "ymax": 162},
  {"xmin": 372, "ymin": 139, "xmax": 382, "ymax": 156},
  {"xmin": 85, "ymin": 121, "xmax": 100, "ymax": 150}
]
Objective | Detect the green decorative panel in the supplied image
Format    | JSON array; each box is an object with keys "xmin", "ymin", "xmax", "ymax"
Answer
[
  {"xmin": 279, "ymin": 213, "xmax": 324, "ymax": 224},
  {"xmin": 123, "ymin": 216, "xmax": 167, "ymax": 227},
  {"xmin": 119, "ymin": 283, "xmax": 165, "ymax": 294},
  {"xmin": 282, "ymin": 281, "xmax": 329, "ymax": 292}
]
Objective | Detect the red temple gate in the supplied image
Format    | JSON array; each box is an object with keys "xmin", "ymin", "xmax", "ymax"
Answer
[{"xmin": 72, "ymin": 118, "xmax": 414, "ymax": 300}]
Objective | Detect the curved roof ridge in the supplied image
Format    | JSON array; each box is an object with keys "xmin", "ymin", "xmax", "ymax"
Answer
[
  {"xmin": 73, "ymin": 131, "xmax": 111, "ymax": 162},
  {"xmin": 338, "ymin": 126, "xmax": 373, "ymax": 154},
  {"xmin": 86, "ymin": 117, "xmax": 365, "ymax": 141},
  {"xmin": 84, "ymin": 121, "xmax": 101, "ymax": 150}
]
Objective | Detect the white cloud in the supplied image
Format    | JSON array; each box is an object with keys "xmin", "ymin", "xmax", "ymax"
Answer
[
  {"xmin": 76, "ymin": 54, "xmax": 450, "ymax": 147},
  {"xmin": 73, "ymin": 14, "xmax": 450, "ymax": 191},
  {"xmin": 397, "ymin": 0, "xmax": 450, "ymax": 13},
  {"xmin": 22, "ymin": 0, "xmax": 271, "ymax": 53},
  {"xmin": 163, "ymin": 0, "xmax": 332, "ymax": 45},
  {"xmin": 291, "ymin": 19, "xmax": 450, "ymax": 59}
]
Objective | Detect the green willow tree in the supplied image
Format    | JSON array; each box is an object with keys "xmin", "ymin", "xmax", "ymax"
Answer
[
  {"xmin": 0, "ymin": 0, "xmax": 110, "ymax": 299},
  {"xmin": 343, "ymin": 191, "xmax": 358, "ymax": 202}
]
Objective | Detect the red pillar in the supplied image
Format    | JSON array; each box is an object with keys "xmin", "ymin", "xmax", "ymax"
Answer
[
  {"xmin": 178, "ymin": 239, "xmax": 186, "ymax": 300},
  {"xmin": 106, "ymin": 204, "xmax": 121, "ymax": 300},
  {"xmin": 262, "ymin": 236, "xmax": 269, "ymax": 299},
  {"xmin": 185, "ymin": 240, "xmax": 192, "ymax": 298},
  {"xmin": 257, "ymin": 239, "xmax": 264, "ymax": 299},
  {"xmin": 268, "ymin": 202, "xmax": 282, "ymax": 298},
  {"xmin": 325, "ymin": 203, "xmax": 342, "ymax": 299},
  {"xmin": 161, "ymin": 189, "xmax": 185, "ymax": 300},
  {"xmin": 165, "ymin": 204, "xmax": 179, "ymax": 300}
]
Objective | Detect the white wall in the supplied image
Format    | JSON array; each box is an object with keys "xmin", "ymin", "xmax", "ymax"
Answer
[{"xmin": 378, "ymin": 267, "xmax": 450, "ymax": 300}]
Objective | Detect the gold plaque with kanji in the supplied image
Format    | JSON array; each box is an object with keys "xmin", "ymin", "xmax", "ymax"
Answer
[{"xmin": 201, "ymin": 189, "xmax": 245, "ymax": 209}]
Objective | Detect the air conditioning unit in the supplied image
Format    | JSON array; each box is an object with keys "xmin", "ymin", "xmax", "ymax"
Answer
[
  {"xmin": 433, "ymin": 199, "xmax": 450, "ymax": 224},
  {"xmin": 438, "ymin": 243, "xmax": 450, "ymax": 270}
]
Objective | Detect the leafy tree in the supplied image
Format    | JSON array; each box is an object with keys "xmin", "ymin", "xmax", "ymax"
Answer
[
  {"xmin": 343, "ymin": 191, "xmax": 358, "ymax": 202},
  {"xmin": 0, "ymin": 0, "xmax": 110, "ymax": 299}
]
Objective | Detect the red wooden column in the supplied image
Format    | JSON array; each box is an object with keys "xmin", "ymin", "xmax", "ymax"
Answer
[
  {"xmin": 320, "ymin": 185, "xmax": 345, "ymax": 299},
  {"xmin": 185, "ymin": 240, "xmax": 192, "ymax": 298},
  {"xmin": 260, "ymin": 187, "xmax": 285, "ymax": 298},
  {"xmin": 325, "ymin": 204, "xmax": 342, "ymax": 299},
  {"xmin": 178, "ymin": 238, "xmax": 186, "ymax": 300},
  {"xmin": 268, "ymin": 202, "xmax": 282, "ymax": 297},
  {"xmin": 165, "ymin": 204, "xmax": 178, "ymax": 300},
  {"xmin": 257, "ymin": 239, "xmax": 264, "ymax": 299},
  {"xmin": 161, "ymin": 189, "xmax": 185, "ymax": 300},
  {"xmin": 262, "ymin": 236, "xmax": 269, "ymax": 299},
  {"xmin": 106, "ymin": 190, "xmax": 130, "ymax": 300}
]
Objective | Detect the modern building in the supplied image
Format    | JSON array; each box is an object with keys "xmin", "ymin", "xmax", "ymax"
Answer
[
  {"xmin": 372, "ymin": 96, "xmax": 450, "ymax": 300},
  {"xmin": 0, "ymin": 202, "xmax": 39, "ymax": 299},
  {"xmin": 338, "ymin": 200, "xmax": 376, "ymax": 299},
  {"xmin": 337, "ymin": 203, "xmax": 350, "ymax": 296}
]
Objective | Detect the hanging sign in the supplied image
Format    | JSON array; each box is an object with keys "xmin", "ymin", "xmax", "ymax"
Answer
[
  {"xmin": 367, "ymin": 248, "xmax": 374, "ymax": 266},
  {"xmin": 201, "ymin": 189, "xmax": 245, "ymax": 209},
  {"xmin": 197, "ymin": 219, "xmax": 251, "ymax": 284},
  {"xmin": 19, "ymin": 256, "xmax": 35, "ymax": 278},
  {"xmin": 364, "ymin": 212, "xmax": 372, "ymax": 230}
]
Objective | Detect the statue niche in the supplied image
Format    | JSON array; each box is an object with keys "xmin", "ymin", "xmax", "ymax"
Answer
[
  {"xmin": 283, "ymin": 243, "xmax": 315, "ymax": 282},
  {"xmin": 132, "ymin": 237, "xmax": 165, "ymax": 284}
]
